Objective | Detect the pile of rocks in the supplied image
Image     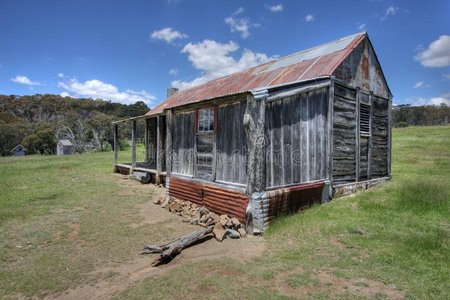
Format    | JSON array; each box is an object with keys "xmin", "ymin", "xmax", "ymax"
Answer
[{"xmin": 154, "ymin": 195, "xmax": 247, "ymax": 241}]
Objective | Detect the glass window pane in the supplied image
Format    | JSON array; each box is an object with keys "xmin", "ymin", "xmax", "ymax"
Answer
[{"xmin": 198, "ymin": 108, "xmax": 215, "ymax": 132}]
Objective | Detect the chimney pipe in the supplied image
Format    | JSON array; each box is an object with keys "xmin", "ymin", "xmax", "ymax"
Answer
[{"xmin": 167, "ymin": 87, "xmax": 179, "ymax": 98}]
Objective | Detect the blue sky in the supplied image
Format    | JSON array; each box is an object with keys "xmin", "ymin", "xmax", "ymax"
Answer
[{"xmin": 0, "ymin": 0, "xmax": 449, "ymax": 107}]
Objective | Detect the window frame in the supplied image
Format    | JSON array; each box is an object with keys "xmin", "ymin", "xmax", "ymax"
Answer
[{"xmin": 195, "ymin": 106, "xmax": 217, "ymax": 133}]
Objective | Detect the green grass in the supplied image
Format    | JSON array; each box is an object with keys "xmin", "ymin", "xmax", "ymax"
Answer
[
  {"xmin": 1, "ymin": 127, "xmax": 449, "ymax": 299},
  {"xmin": 0, "ymin": 145, "xmax": 172, "ymax": 298},
  {"xmin": 118, "ymin": 126, "xmax": 450, "ymax": 299}
]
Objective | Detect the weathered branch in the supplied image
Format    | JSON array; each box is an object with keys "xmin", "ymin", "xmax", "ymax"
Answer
[{"xmin": 142, "ymin": 226, "xmax": 214, "ymax": 266}]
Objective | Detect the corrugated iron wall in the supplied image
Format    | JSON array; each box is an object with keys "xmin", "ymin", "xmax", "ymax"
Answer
[
  {"xmin": 168, "ymin": 176, "xmax": 249, "ymax": 223},
  {"xmin": 251, "ymin": 181, "xmax": 326, "ymax": 233}
]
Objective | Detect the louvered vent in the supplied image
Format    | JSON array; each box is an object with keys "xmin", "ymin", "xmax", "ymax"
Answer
[{"xmin": 360, "ymin": 103, "xmax": 371, "ymax": 134}]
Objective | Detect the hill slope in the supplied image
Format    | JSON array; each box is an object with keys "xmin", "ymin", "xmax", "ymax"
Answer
[{"xmin": 0, "ymin": 94, "xmax": 149, "ymax": 155}]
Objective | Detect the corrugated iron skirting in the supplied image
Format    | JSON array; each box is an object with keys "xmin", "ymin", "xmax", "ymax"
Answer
[
  {"xmin": 168, "ymin": 176, "xmax": 249, "ymax": 223},
  {"xmin": 251, "ymin": 181, "xmax": 326, "ymax": 233}
]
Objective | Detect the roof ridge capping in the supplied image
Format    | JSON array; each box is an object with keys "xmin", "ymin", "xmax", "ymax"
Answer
[{"xmin": 262, "ymin": 31, "xmax": 367, "ymax": 73}]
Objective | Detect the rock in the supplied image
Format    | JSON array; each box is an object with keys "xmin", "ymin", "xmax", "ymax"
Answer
[
  {"xmin": 190, "ymin": 218, "xmax": 199, "ymax": 225},
  {"xmin": 230, "ymin": 217, "xmax": 241, "ymax": 228},
  {"xmin": 199, "ymin": 213, "xmax": 210, "ymax": 223},
  {"xmin": 198, "ymin": 207, "xmax": 209, "ymax": 216},
  {"xmin": 213, "ymin": 223, "xmax": 227, "ymax": 242},
  {"xmin": 160, "ymin": 196, "xmax": 170, "ymax": 208},
  {"xmin": 205, "ymin": 217, "xmax": 216, "ymax": 226},
  {"xmin": 226, "ymin": 229, "xmax": 240, "ymax": 239},
  {"xmin": 219, "ymin": 215, "xmax": 229, "ymax": 227},
  {"xmin": 210, "ymin": 213, "xmax": 220, "ymax": 223},
  {"xmin": 153, "ymin": 197, "xmax": 162, "ymax": 205},
  {"xmin": 238, "ymin": 228, "xmax": 247, "ymax": 238}
]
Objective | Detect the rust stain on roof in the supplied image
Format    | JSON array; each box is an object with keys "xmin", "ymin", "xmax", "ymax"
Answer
[{"xmin": 147, "ymin": 32, "xmax": 366, "ymax": 116}]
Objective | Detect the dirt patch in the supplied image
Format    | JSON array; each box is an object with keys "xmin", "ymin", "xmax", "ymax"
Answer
[
  {"xmin": 46, "ymin": 180, "xmax": 266, "ymax": 300},
  {"xmin": 329, "ymin": 236, "xmax": 346, "ymax": 250},
  {"xmin": 275, "ymin": 268, "xmax": 405, "ymax": 299},
  {"xmin": 66, "ymin": 223, "xmax": 80, "ymax": 241},
  {"xmin": 49, "ymin": 235, "xmax": 264, "ymax": 300}
]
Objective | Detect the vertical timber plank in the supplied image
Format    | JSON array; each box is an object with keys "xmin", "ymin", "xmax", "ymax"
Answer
[
  {"xmin": 131, "ymin": 120, "xmax": 136, "ymax": 171},
  {"xmin": 144, "ymin": 118, "xmax": 149, "ymax": 162},
  {"xmin": 327, "ymin": 78, "xmax": 334, "ymax": 182},
  {"xmin": 156, "ymin": 115, "xmax": 163, "ymax": 184},
  {"xmin": 166, "ymin": 110, "xmax": 173, "ymax": 176},
  {"xmin": 367, "ymin": 92, "xmax": 373, "ymax": 180},
  {"xmin": 244, "ymin": 94, "xmax": 266, "ymax": 194},
  {"xmin": 388, "ymin": 99, "xmax": 392, "ymax": 177},
  {"xmin": 113, "ymin": 124, "xmax": 118, "ymax": 169},
  {"xmin": 355, "ymin": 88, "xmax": 360, "ymax": 182}
]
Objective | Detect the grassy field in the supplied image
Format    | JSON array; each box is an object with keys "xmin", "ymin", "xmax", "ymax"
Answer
[{"xmin": 0, "ymin": 126, "xmax": 449, "ymax": 299}]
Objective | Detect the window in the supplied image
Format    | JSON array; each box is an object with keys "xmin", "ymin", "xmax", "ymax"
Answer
[{"xmin": 198, "ymin": 108, "xmax": 214, "ymax": 132}]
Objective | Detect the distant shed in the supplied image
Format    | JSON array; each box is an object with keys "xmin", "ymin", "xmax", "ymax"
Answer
[
  {"xmin": 57, "ymin": 139, "xmax": 73, "ymax": 155},
  {"xmin": 113, "ymin": 32, "xmax": 393, "ymax": 233},
  {"xmin": 11, "ymin": 144, "xmax": 26, "ymax": 157}
]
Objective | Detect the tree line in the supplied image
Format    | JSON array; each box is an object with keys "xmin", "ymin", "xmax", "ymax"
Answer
[
  {"xmin": 393, "ymin": 104, "xmax": 450, "ymax": 127},
  {"xmin": 0, "ymin": 94, "xmax": 149, "ymax": 156},
  {"xmin": 1, "ymin": 94, "xmax": 449, "ymax": 156}
]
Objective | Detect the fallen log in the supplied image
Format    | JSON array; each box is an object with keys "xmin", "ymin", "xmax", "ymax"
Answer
[{"xmin": 142, "ymin": 226, "xmax": 214, "ymax": 266}]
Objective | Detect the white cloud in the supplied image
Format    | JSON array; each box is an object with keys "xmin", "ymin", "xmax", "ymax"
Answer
[
  {"xmin": 234, "ymin": 7, "xmax": 244, "ymax": 15},
  {"xmin": 169, "ymin": 68, "xmax": 179, "ymax": 76},
  {"xmin": 443, "ymin": 74, "xmax": 450, "ymax": 80},
  {"xmin": 150, "ymin": 27, "xmax": 188, "ymax": 44},
  {"xmin": 357, "ymin": 23, "xmax": 367, "ymax": 31},
  {"xmin": 11, "ymin": 75, "xmax": 41, "ymax": 86},
  {"xmin": 406, "ymin": 93, "xmax": 450, "ymax": 106},
  {"xmin": 304, "ymin": 14, "xmax": 315, "ymax": 22},
  {"xmin": 57, "ymin": 73, "xmax": 65, "ymax": 78},
  {"xmin": 225, "ymin": 8, "xmax": 259, "ymax": 39},
  {"xmin": 381, "ymin": 6, "xmax": 399, "ymax": 20},
  {"xmin": 57, "ymin": 78, "xmax": 156, "ymax": 105},
  {"xmin": 265, "ymin": 4, "xmax": 283, "ymax": 12},
  {"xmin": 415, "ymin": 35, "xmax": 450, "ymax": 68},
  {"xmin": 413, "ymin": 81, "xmax": 430, "ymax": 88},
  {"xmin": 172, "ymin": 39, "xmax": 274, "ymax": 90}
]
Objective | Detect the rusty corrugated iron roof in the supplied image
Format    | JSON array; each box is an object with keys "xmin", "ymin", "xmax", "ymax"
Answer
[{"xmin": 147, "ymin": 32, "xmax": 366, "ymax": 116}]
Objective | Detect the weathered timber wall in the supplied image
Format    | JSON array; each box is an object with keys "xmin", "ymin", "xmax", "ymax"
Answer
[
  {"xmin": 147, "ymin": 118, "xmax": 157, "ymax": 166},
  {"xmin": 265, "ymin": 86, "xmax": 329, "ymax": 188},
  {"xmin": 371, "ymin": 96, "xmax": 389, "ymax": 177},
  {"xmin": 333, "ymin": 83, "xmax": 357, "ymax": 182},
  {"xmin": 333, "ymin": 38, "xmax": 390, "ymax": 99},
  {"xmin": 196, "ymin": 133, "xmax": 214, "ymax": 181},
  {"xmin": 160, "ymin": 116, "xmax": 167, "ymax": 172},
  {"xmin": 171, "ymin": 111, "xmax": 195, "ymax": 175},
  {"xmin": 216, "ymin": 101, "xmax": 247, "ymax": 185}
]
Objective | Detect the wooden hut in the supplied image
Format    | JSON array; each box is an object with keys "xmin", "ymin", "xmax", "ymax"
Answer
[
  {"xmin": 113, "ymin": 32, "xmax": 392, "ymax": 233},
  {"xmin": 56, "ymin": 139, "xmax": 73, "ymax": 155},
  {"xmin": 11, "ymin": 144, "xmax": 26, "ymax": 157}
]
